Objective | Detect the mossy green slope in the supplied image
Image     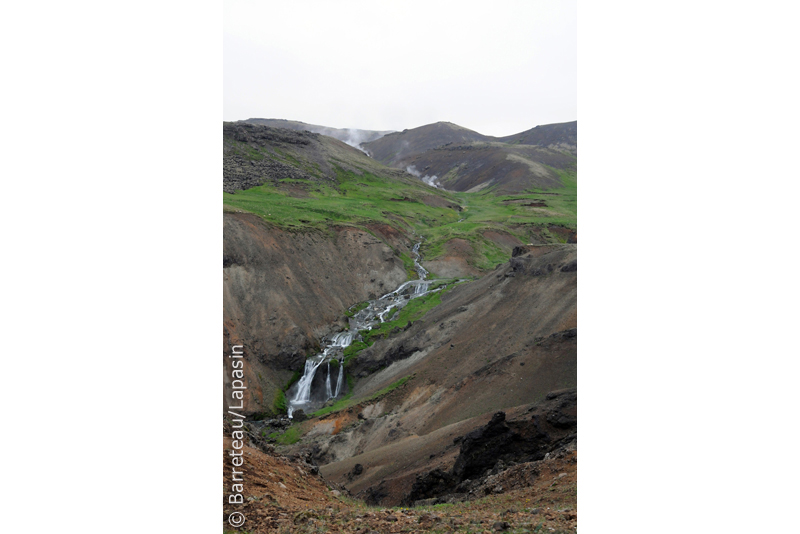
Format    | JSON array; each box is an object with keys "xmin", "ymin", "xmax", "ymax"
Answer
[{"xmin": 223, "ymin": 124, "xmax": 576, "ymax": 271}]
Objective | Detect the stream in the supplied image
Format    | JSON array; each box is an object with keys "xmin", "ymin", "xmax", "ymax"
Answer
[{"xmin": 286, "ymin": 241, "xmax": 438, "ymax": 418}]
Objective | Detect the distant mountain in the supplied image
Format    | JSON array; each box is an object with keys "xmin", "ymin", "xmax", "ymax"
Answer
[
  {"xmin": 241, "ymin": 118, "xmax": 393, "ymax": 152},
  {"xmin": 497, "ymin": 121, "xmax": 577, "ymax": 155},
  {"xmin": 362, "ymin": 122, "xmax": 492, "ymax": 165},
  {"xmin": 363, "ymin": 120, "xmax": 577, "ymax": 194},
  {"xmin": 237, "ymin": 118, "xmax": 577, "ymax": 194}
]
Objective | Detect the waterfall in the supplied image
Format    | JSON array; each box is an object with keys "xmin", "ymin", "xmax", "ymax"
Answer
[
  {"xmin": 325, "ymin": 362, "xmax": 333, "ymax": 398},
  {"xmin": 334, "ymin": 360, "xmax": 344, "ymax": 397},
  {"xmin": 292, "ymin": 356, "xmax": 326, "ymax": 406},
  {"xmin": 412, "ymin": 242, "xmax": 428, "ymax": 280},
  {"xmin": 286, "ymin": 241, "xmax": 443, "ymax": 418}
]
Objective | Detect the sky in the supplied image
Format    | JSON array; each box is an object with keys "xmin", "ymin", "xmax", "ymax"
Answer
[{"xmin": 224, "ymin": 0, "xmax": 576, "ymax": 137}]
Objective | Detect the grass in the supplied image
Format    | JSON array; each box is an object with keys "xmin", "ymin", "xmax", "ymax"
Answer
[
  {"xmin": 342, "ymin": 340, "xmax": 372, "ymax": 368},
  {"xmin": 223, "ymin": 168, "xmax": 462, "ymax": 234},
  {"xmin": 311, "ymin": 374, "xmax": 413, "ymax": 419},
  {"xmin": 398, "ymin": 252, "xmax": 419, "ymax": 280},
  {"xmin": 224, "ymin": 150, "xmax": 576, "ymax": 271},
  {"xmin": 284, "ymin": 370, "xmax": 302, "ymax": 391},
  {"xmin": 367, "ymin": 374, "xmax": 413, "ymax": 402},
  {"xmin": 310, "ymin": 374, "xmax": 355, "ymax": 417},
  {"xmin": 270, "ymin": 424, "xmax": 303, "ymax": 445},
  {"xmin": 344, "ymin": 301, "xmax": 369, "ymax": 318},
  {"xmin": 273, "ymin": 389, "xmax": 287, "ymax": 414},
  {"xmin": 418, "ymin": 172, "xmax": 577, "ymax": 268},
  {"xmin": 341, "ymin": 279, "xmax": 466, "ymax": 369},
  {"xmin": 360, "ymin": 286, "xmax": 451, "ymax": 345}
]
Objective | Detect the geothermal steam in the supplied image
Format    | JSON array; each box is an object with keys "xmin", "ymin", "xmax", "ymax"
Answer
[{"xmin": 406, "ymin": 165, "xmax": 442, "ymax": 189}]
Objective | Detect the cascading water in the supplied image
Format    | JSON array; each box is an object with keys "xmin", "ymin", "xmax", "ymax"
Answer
[
  {"xmin": 286, "ymin": 241, "xmax": 441, "ymax": 418},
  {"xmin": 325, "ymin": 362, "xmax": 333, "ymax": 398},
  {"xmin": 334, "ymin": 363, "xmax": 344, "ymax": 397},
  {"xmin": 411, "ymin": 242, "xmax": 429, "ymax": 281}
]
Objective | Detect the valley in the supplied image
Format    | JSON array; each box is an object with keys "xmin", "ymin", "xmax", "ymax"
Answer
[{"xmin": 223, "ymin": 119, "xmax": 577, "ymax": 532}]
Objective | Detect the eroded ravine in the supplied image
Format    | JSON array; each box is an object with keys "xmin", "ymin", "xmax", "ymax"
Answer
[{"xmin": 286, "ymin": 242, "xmax": 437, "ymax": 418}]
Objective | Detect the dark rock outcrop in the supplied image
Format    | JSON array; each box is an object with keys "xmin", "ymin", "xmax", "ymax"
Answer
[
  {"xmin": 452, "ymin": 412, "xmax": 516, "ymax": 480},
  {"xmin": 362, "ymin": 482, "xmax": 388, "ymax": 506},
  {"xmin": 508, "ymin": 246, "xmax": 577, "ymax": 277},
  {"xmin": 348, "ymin": 341, "xmax": 421, "ymax": 377},
  {"xmin": 223, "ymin": 155, "xmax": 314, "ymax": 194},
  {"xmin": 222, "ymin": 123, "xmax": 325, "ymax": 193},
  {"xmin": 347, "ymin": 463, "xmax": 364, "ymax": 481},
  {"xmin": 292, "ymin": 409, "xmax": 307, "ymax": 422},
  {"xmin": 226, "ymin": 122, "xmax": 315, "ymax": 146},
  {"xmin": 402, "ymin": 389, "xmax": 577, "ymax": 505},
  {"xmin": 511, "ymin": 246, "xmax": 530, "ymax": 257}
]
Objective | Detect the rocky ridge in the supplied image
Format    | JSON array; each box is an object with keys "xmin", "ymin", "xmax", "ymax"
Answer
[{"xmin": 223, "ymin": 123, "xmax": 323, "ymax": 193}]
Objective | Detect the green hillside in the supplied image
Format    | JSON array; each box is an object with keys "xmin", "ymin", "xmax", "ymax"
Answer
[{"xmin": 223, "ymin": 122, "xmax": 576, "ymax": 271}]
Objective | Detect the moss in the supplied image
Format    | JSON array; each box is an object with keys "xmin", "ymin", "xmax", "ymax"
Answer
[
  {"xmin": 343, "ymin": 340, "xmax": 372, "ymax": 367},
  {"xmin": 398, "ymin": 252, "xmax": 419, "ymax": 280},
  {"xmin": 345, "ymin": 301, "xmax": 369, "ymax": 317},
  {"xmin": 361, "ymin": 286, "xmax": 452, "ymax": 344},
  {"xmin": 284, "ymin": 370, "xmax": 302, "ymax": 391},
  {"xmin": 273, "ymin": 389, "xmax": 287, "ymax": 414},
  {"xmin": 310, "ymin": 378, "xmax": 355, "ymax": 417},
  {"xmin": 223, "ymin": 151, "xmax": 576, "ymax": 271},
  {"xmin": 273, "ymin": 425, "xmax": 302, "ymax": 445}
]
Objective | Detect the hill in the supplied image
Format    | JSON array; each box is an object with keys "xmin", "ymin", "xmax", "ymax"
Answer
[
  {"xmin": 222, "ymin": 121, "xmax": 578, "ymax": 529},
  {"xmin": 223, "ymin": 122, "xmax": 576, "ymax": 273},
  {"xmin": 279, "ymin": 245, "xmax": 577, "ymax": 506},
  {"xmin": 497, "ymin": 120, "xmax": 577, "ymax": 155},
  {"xmin": 363, "ymin": 121, "xmax": 577, "ymax": 194},
  {"xmin": 241, "ymin": 118, "xmax": 393, "ymax": 151},
  {"xmin": 402, "ymin": 141, "xmax": 574, "ymax": 193},
  {"xmin": 362, "ymin": 121, "xmax": 491, "ymax": 165}
]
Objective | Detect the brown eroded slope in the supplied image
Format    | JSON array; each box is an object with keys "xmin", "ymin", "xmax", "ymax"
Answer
[
  {"xmin": 223, "ymin": 212, "xmax": 411, "ymax": 416},
  {"xmin": 223, "ymin": 421, "xmax": 577, "ymax": 533},
  {"xmin": 284, "ymin": 246, "xmax": 576, "ymax": 504}
]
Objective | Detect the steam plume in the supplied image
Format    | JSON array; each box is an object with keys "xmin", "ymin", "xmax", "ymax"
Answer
[{"xmin": 406, "ymin": 165, "xmax": 442, "ymax": 189}]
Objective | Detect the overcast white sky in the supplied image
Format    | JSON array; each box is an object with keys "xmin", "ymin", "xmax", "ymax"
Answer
[{"xmin": 224, "ymin": 0, "xmax": 576, "ymax": 137}]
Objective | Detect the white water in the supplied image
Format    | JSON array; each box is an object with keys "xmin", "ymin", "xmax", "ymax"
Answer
[
  {"xmin": 412, "ymin": 242, "xmax": 429, "ymax": 280},
  {"xmin": 325, "ymin": 362, "xmax": 333, "ymax": 398},
  {"xmin": 286, "ymin": 241, "xmax": 438, "ymax": 418},
  {"xmin": 334, "ymin": 362, "xmax": 344, "ymax": 397}
]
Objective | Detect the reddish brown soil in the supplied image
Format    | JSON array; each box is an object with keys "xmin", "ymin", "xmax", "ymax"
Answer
[
  {"xmin": 365, "ymin": 223, "xmax": 412, "ymax": 252},
  {"xmin": 547, "ymin": 226, "xmax": 574, "ymax": 243},
  {"xmin": 223, "ymin": 434, "xmax": 577, "ymax": 533},
  {"xmin": 482, "ymin": 230, "xmax": 525, "ymax": 253},
  {"xmin": 423, "ymin": 238, "xmax": 482, "ymax": 278}
]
